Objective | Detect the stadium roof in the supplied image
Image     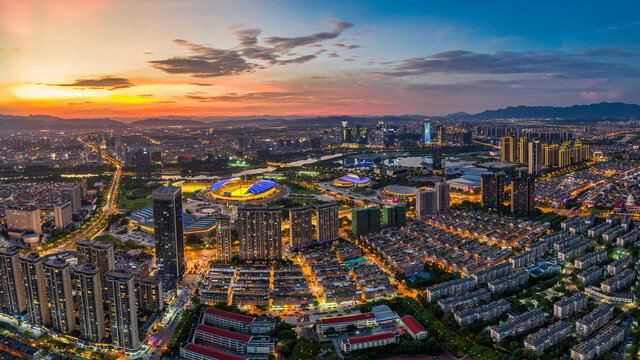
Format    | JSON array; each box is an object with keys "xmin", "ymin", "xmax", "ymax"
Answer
[
  {"xmin": 210, "ymin": 178, "xmax": 238, "ymax": 191},
  {"xmin": 383, "ymin": 185, "xmax": 420, "ymax": 196},
  {"xmin": 246, "ymin": 179, "xmax": 275, "ymax": 195},
  {"xmin": 339, "ymin": 174, "xmax": 370, "ymax": 184}
]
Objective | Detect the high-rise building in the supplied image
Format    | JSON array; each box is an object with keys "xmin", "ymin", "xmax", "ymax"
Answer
[
  {"xmin": 54, "ymin": 201, "xmax": 73, "ymax": 230},
  {"xmin": 74, "ymin": 264, "xmax": 106, "ymax": 342},
  {"xmin": 462, "ymin": 131, "xmax": 473, "ymax": 145},
  {"xmin": 76, "ymin": 239, "xmax": 115, "ymax": 296},
  {"xmin": 215, "ymin": 215, "xmax": 232, "ymax": 261},
  {"xmin": 500, "ymin": 136, "xmax": 515, "ymax": 162},
  {"xmin": 351, "ymin": 207, "xmax": 381, "ymax": 237},
  {"xmin": 79, "ymin": 178, "xmax": 88, "ymax": 200},
  {"xmin": 511, "ymin": 177, "xmax": 536, "ymax": 214},
  {"xmin": 559, "ymin": 146, "xmax": 572, "ymax": 168},
  {"xmin": 432, "ymin": 147, "xmax": 443, "ymax": 173},
  {"xmin": 544, "ymin": 144, "xmax": 560, "ymax": 167},
  {"xmin": 6, "ymin": 207, "xmax": 42, "ymax": 235},
  {"xmin": 415, "ymin": 190, "xmax": 437, "ymax": 219},
  {"xmin": 528, "ymin": 140, "xmax": 542, "ymax": 175},
  {"xmin": 316, "ymin": 203, "xmax": 339, "ymax": 243},
  {"xmin": 61, "ymin": 183, "xmax": 83, "ymax": 214},
  {"xmin": 0, "ymin": 247, "xmax": 26, "ymax": 314},
  {"xmin": 423, "ymin": 122, "xmax": 432, "ymax": 144},
  {"xmin": 518, "ymin": 138, "xmax": 529, "ymax": 164},
  {"xmin": 438, "ymin": 125, "xmax": 446, "ymax": 144},
  {"xmin": 237, "ymin": 207, "xmax": 282, "ymax": 261},
  {"xmin": 289, "ymin": 206, "xmax": 314, "ymax": 249},
  {"xmin": 152, "ymin": 186, "xmax": 185, "ymax": 286},
  {"xmin": 382, "ymin": 204, "xmax": 407, "ymax": 227},
  {"xmin": 481, "ymin": 174, "xmax": 505, "ymax": 210},
  {"xmin": 436, "ymin": 182, "xmax": 450, "ymax": 214},
  {"xmin": 106, "ymin": 269, "xmax": 139, "ymax": 349},
  {"xmin": 135, "ymin": 275, "xmax": 164, "ymax": 315},
  {"xmin": 341, "ymin": 121, "xmax": 352, "ymax": 143},
  {"xmin": 44, "ymin": 258, "xmax": 76, "ymax": 333},
  {"xmin": 20, "ymin": 253, "xmax": 51, "ymax": 326}
]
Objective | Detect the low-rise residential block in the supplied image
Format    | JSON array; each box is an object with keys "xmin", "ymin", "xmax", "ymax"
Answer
[{"xmin": 524, "ymin": 321, "xmax": 571, "ymax": 356}]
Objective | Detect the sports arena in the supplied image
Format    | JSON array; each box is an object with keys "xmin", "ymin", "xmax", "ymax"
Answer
[
  {"xmin": 205, "ymin": 178, "xmax": 281, "ymax": 202},
  {"xmin": 332, "ymin": 174, "xmax": 372, "ymax": 188}
]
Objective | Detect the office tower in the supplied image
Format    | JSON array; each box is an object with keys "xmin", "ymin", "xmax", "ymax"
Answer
[
  {"xmin": 528, "ymin": 140, "xmax": 542, "ymax": 175},
  {"xmin": 316, "ymin": 203, "xmax": 339, "ymax": 243},
  {"xmin": 20, "ymin": 253, "xmax": 51, "ymax": 326},
  {"xmin": 153, "ymin": 186, "xmax": 185, "ymax": 286},
  {"xmin": 438, "ymin": 125, "xmax": 446, "ymax": 144},
  {"xmin": 500, "ymin": 136, "xmax": 514, "ymax": 162},
  {"xmin": 5, "ymin": 207, "xmax": 42, "ymax": 235},
  {"xmin": 44, "ymin": 258, "xmax": 76, "ymax": 333},
  {"xmin": 518, "ymin": 138, "xmax": 529, "ymax": 164},
  {"xmin": 76, "ymin": 239, "xmax": 115, "ymax": 296},
  {"xmin": 511, "ymin": 177, "xmax": 536, "ymax": 215},
  {"xmin": 351, "ymin": 207, "xmax": 381, "ymax": 237},
  {"xmin": 54, "ymin": 201, "xmax": 73, "ymax": 230},
  {"xmin": 382, "ymin": 204, "xmax": 407, "ymax": 227},
  {"xmin": 416, "ymin": 190, "xmax": 437, "ymax": 219},
  {"xmin": 79, "ymin": 178, "xmax": 88, "ymax": 200},
  {"xmin": 135, "ymin": 275, "xmax": 164, "ymax": 315},
  {"xmin": 481, "ymin": 174, "xmax": 505, "ymax": 210},
  {"xmin": 0, "ymin": 248, "xmax": 26, "ymax": 314},
  {"xmin": 237, "ymin": 207, "xmax": 282, "ymax": 261},
  {"xmin": 436, "ymin": 182, "xmax": 450, "ymax": 214},
  {"xmin": 423, "ymin": 122, "xmax": 432, "ymax": 144},
  {"xmin": 341, "ymin": 121, "xmax": 351, "ymax": 143},
  {"xmin": 289, "ymin": 206, "xmax": 314, "ymax": 249},
  {"xmin": 106, "ymin": 269, "xmax": 139, "ymax": 349},
  {"xmin": 61, "ymin": 183, "xmax": 83, "ymax": 214},
  {"xmin": 432, "ymin": 147, "xmax": 443, "ymax": 173},
  {"xmin": 462, "ymin": 131, "xmax": 472, "ymax": 145},
  {"xmin": 74, "ymin": 264, "xmax": 106, "ymax": 342},
  {"xmin": 215, "ymin": 215, "xmax": 233, "ymax": 261}
]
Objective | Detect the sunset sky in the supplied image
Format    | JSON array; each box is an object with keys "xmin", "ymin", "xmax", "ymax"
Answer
[{"xmin": 1, "ymin": 0, "xmax": 639, "ymax": 118}]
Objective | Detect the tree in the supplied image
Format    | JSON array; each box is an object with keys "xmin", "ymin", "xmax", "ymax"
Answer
[
  {"xmin": 324, "ymin": 327, "xmax": 336, "ymax": 336},
  {"xmin": 346, "ymin": 324, "xmax": 358, "ymax": 333}
]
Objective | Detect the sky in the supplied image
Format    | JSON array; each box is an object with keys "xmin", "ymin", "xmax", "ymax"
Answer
[{"xmin": 1, "ymin": 0, "xmax": 639, "ymax": 118}]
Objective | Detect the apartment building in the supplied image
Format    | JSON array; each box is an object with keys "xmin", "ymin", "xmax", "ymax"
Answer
[
  {"xmin": 426, "ymin": 277, "xmax": 476, "ymax": 301},
  {"xmin": 454, "ymin": 299, "xmax": 511, "ymax": 327},
  {"xmin": 487, "ymin": 269, "xmax": 529, "ymax": 293},
  {"xmin": 472, "ymin": 262, "xmax": 512, "ymax": 286},
  {"xmin": 570, "ymin": 325, "xmax": 624, "ymax": 360},
  {"xmin": 341, "ymin": 332, "xmax": 399, "ymax": 353},
  {"xmin": 575, "ymin": 304, "xmax": 614, "ymax": 337},
  {"xmin": 524, "ymin": 321, "xmax": 571, "ymax": 356},
  {"xmin": 553, "ymin": 293, "xmax": 588, "ymax": 319},
  {"xmin": 601, "ymin": 268, "xmax": 635, "ymax": 293},
  {"xmin": 438, "ymin": 288, "xmax": 491, "ymax": 312},
  {"xmin": 489, "ymin": 309, "xmax": 547, "ymax": 342}
]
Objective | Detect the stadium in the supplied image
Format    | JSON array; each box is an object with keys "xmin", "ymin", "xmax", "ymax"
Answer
[
  {"xmin": 204, "ymin": 178, "xmax": 282, "ymax": 202},
  {"xmin": 332, "ymin": 174, "xmax": 372, "ymax": 188},
  {"xmin": 378, "ymin": 185, "xmax": 420, "ymax": 202}
]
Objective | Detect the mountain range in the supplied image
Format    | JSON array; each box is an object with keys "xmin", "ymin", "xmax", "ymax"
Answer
[{"xmin": 1, "ymin": 102, "xmax": 639, "ymax": 131}]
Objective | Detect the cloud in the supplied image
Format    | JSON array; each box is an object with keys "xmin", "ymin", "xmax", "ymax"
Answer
[
  {"xmin": 151, "ymin": 20, "xmax": 353, "ymax": 78},
  {"xmin": 149, "ymin": 39, "xmax": 258, "ymax": 78},
  {"xmin": 380, "ymin": 49, "xmax": 640, "ymax": 79},
  {"xmin": 342, "ymin": 58, "xmax": 355, "ymax": 62},
  {"xmin": 186, "ymin": 91, "xmax": 317, "ymax": 103},
  {"xmin": 333, "ymin": 43, "xmax": 361, "ymax": 50},
  {"xmin": 190, "ymin": 83, "xmax": 213, "ymax": 86},
  {"xmin": 327, "ymin": 52, "xmax": 340, "ymax": 58},
  {"xmin": 299, "ymin": 75, "xmax": 329, "ymax": 80},
  {"xmin": 51, "ymin": 76, "xmax": 134, "ymax": 90}
]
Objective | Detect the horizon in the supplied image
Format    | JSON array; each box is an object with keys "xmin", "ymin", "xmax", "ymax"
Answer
[{"xmin": 1, "ymin": 0, "xmax": 639, "ymax": 118}]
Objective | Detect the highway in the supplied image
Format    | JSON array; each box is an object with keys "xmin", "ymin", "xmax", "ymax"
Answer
[{"xmin": 38, "ymin": 142, "xmax": 122, "ymax": 256}]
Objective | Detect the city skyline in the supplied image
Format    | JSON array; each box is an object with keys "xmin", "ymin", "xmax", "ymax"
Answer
[{"xmin": 1, "ymin": 0, "xmax": 639, "ymax": 118}]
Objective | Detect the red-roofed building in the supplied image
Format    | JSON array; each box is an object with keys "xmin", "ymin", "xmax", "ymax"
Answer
[
  {"xmin": 180, "ymin": 343, "xmax": 248, "ymax": 360},
  {"xmin": 341, "ymin": 332, "xmax": 398, "ymax": 353},
  {"xmin": 402, "ymin": 315, "xmax": 428, "ymax": 340},
  {"xmin": 204, "ymin": 308, "xmax": 274, "ymax": 334},
  {"xmin": 317, "ymin": 312, "xmax": 376, "ymax": 333},
  {"xmin": 194, "ymin": 324, "xmax": 274, "ymax": 355}
]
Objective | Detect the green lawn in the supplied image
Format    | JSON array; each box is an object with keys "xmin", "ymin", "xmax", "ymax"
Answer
[{"xmin": 122, "ymin": 197, "xmax": 152, "ymax": 210}]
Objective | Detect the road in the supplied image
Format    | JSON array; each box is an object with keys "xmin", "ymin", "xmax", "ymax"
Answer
[{"xmin": 39, "ymin": 143, "xmax": 122, "ymax": 255}]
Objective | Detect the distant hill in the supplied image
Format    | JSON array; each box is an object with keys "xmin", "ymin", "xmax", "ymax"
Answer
[
  {"xmin": 0, "ymin": 115, "xmax": 127, "ymax": 131},
  {"xmin": 464, "ymin": 102, "xmax": 640, "ymax": 120},
  {"xmin": 128, "ymin": 118, "xmax": 208, "ymax": 128}
]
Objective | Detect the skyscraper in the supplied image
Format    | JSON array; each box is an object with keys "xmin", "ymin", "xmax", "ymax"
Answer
[
  {"xmin": 76, "ymin": 239, "xmax": 115, "ymax": 296},
  {"xmin": 316, "ymin": 202, "xmax": 339, "ymax": 243},
  {"xmin": 20, "ymin": 253, "xmax": 51, "ymax": 326},
  {"xmin": 106, "ymin": 269, "xmax": 139, "ymax": 349},
  {"xmin": 61, "ymin": 183, "xmax": 83, "ymax": 214},
  {"xmin": 0, "ymin": 247, "xmax": 26, "ymax": 314},
  {"xmin": 135, "ymin": 275, "xmax": 164, "ymax": 315},
  {"xmin": 153, "ymin": 186, "xmax": 185, "ymax": 286},
  {"xmin": 528, "ymin": 140, "xmax": 542, "ymax": 175},
  {"xmin": 481, "ymin": 173, "xmax": 505, "ymax": 210},
  {"xmin": 382, "ymin": 204, "xmax": 407, "ymax": 227},
  {"xmin": 54, "ymin": 201, "xmax": 72, "ymax": 230},
  {"xmin": 500, "ymin": 136, "xmax": 515, "ymax": 162},
  {"xmin": 518, "ymin": 137, "xmax": 529, "ymax": 164},
  {"xmin": 544, "ymin": 144, "xmax": 560, "ymax": 167},
  {"xmin": 438, "ymin": 125, "xmax": 446, "ymax": 145},
  {"xmin": 432, "ymin": 147, "xmax": 443, "ymax": 174},
  {"xmin": 44, "ymin": 258, "xmax": 76, "ymax": 333},
  {"xmin": 415, "ymin": 189, "xmax": 437, "ymax": 219},
  {"xmin": 289, "ymin": 206, "xmax": 313, "ymax": 249},
  {"xmin": 237, "ymin": 207, "xmax": 282, "ymax": 261},
  {"xmin": 215, "ymin": 215, "xmax": 233, "ymax": 261},
  {"xmin": 436, "ymin": 182, "xmax": 450, "ymax": 214},
  {"xmin": 74, "ymin": 264, "xmax": 106, "ymax": 342},
  {"xmin": 351, "ymin": 207, "xmax": 381, "ymax": 237},
  {"xmin": 511, "ymin": 177, "xmax": 536, "ymax": 214}
]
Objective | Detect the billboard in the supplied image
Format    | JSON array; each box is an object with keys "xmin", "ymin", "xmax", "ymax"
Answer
[{"xmin": 424, "ymin": 122, "xmax": 431, "ymax": 144}]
